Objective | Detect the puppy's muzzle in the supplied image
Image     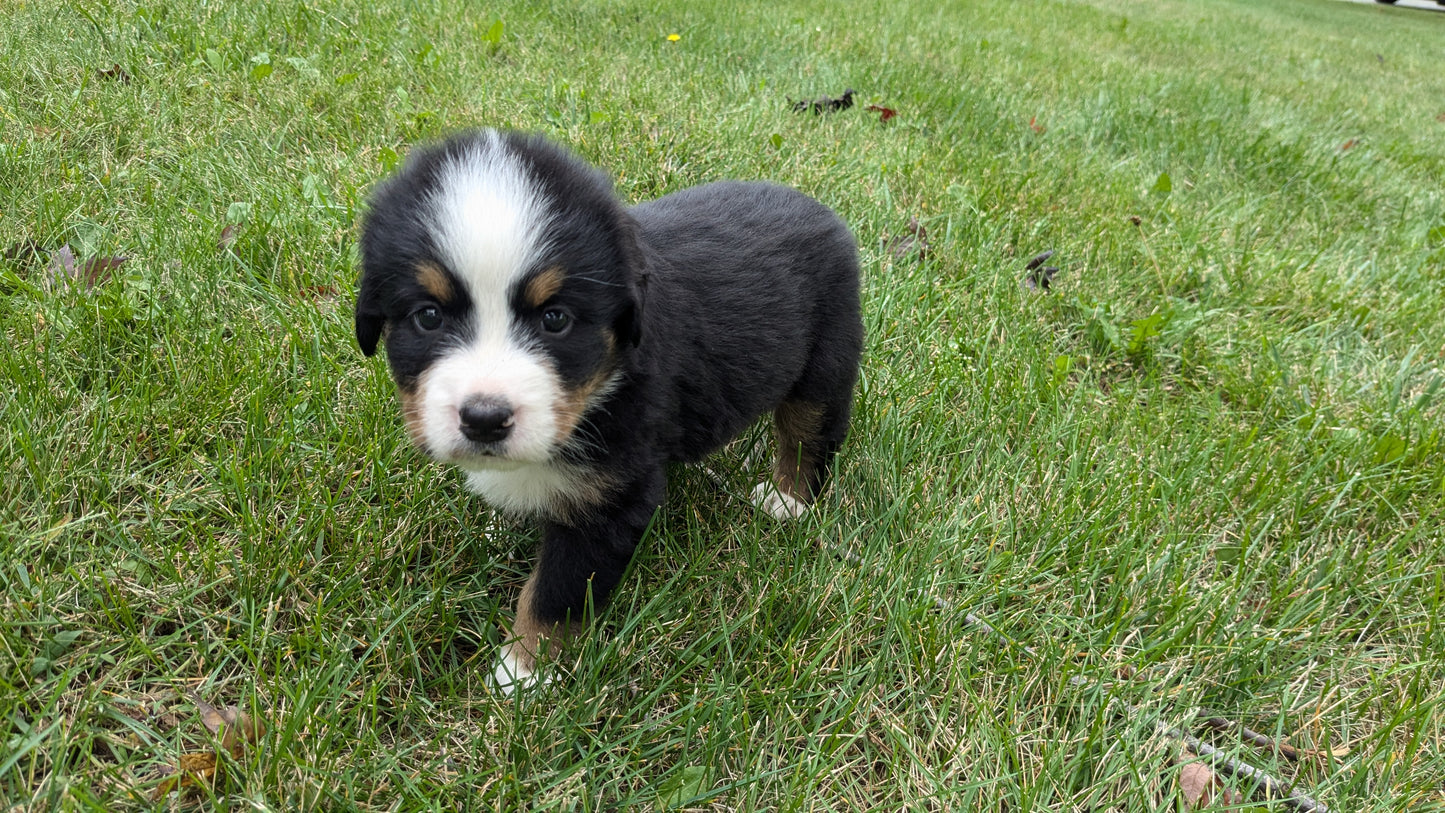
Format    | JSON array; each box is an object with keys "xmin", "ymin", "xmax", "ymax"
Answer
[{"xmin": 458, "ymin": 396, "xmax": 515, "ymax": 445}]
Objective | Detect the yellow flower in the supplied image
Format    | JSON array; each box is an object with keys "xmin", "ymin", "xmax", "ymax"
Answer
[{"xmin": 666, "ymin": 33, "xmax": 681, "ymax": 42}]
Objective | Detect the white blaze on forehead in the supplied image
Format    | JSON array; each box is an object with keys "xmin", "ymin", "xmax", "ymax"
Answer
[
  {"xmin": 414, "ymin": 131, "xmax": 567, "ymax": 471},
  {"xmin": 428, "ymin": 130, "xmax": 552, "ymax": 337}
]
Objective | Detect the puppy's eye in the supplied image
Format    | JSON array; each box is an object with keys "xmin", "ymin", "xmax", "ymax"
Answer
[
  {"xmin": 541, "ymin": 308, "xmax": 572, "ymax": 334},
  {"xmin": 412, "ymin": 306, "xmax": 444, "ymax": 332}
]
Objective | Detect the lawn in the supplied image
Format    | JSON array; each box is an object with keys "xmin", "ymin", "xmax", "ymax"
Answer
[{"xmin": 2, "ymin": 0, "xmax": 1444, "ymax": 809}]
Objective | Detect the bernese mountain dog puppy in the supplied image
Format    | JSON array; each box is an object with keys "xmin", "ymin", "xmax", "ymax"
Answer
[{"xmin": 355, "ymin": 130, "xmax": 862, "ymax": 690}]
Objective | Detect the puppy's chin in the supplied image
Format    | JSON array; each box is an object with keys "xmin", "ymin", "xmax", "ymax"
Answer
[
  {"xmin": 422, "ymin": 426, "xmax": 561, "ymax": 471},
  {"xmin": 454, "ymin": 453, "xmax": 533, "ymax": 473}
]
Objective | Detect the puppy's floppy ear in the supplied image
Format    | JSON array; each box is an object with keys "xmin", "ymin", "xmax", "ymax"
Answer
[
  {"xmin": 614, "ymin": 213, "xmax": 647, "ymax": 347},
  {"xmin": 355, "ymin": 276, "xmax": 386, "ymax": 357}
]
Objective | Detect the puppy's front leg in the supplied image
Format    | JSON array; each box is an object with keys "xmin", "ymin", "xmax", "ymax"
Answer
[{"xmin": 493, "ymin": 475, "xmax": 663, "ymax": 692}]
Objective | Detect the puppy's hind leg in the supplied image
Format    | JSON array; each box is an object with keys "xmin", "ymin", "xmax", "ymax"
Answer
[{"xmin": 751, "ymin": 397, "xmax": 851, "ymax": 521}]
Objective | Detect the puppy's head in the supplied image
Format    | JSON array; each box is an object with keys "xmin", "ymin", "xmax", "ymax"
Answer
[{"xmin": 356, "ymin": 130, "xmax": 643, "ymax": 471}]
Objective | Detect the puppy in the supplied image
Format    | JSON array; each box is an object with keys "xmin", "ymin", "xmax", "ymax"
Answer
[{"xmin": 355, "ymin": 129, "xmax": 862, "ymax": 690}]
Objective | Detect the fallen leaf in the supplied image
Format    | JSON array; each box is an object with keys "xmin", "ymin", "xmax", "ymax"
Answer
[
  {"xmin": 45, "ymin": 245, "xmax": 127, "ymax": 291},
  {"xmin": 886, "ymin": 218, "xmax": 930, "ymax": 262},
  {"xmin": 151, "ymin": 695, "xmax": 264, "ymax": 800},
  {"xmin": 1029, "ymin": 115, "xmax": 1045, "ymax": 134},
  {"xmin": 47, "ymin": 245, "xmax": 78, "ymax": 286},
  {"xmin": 1178, "ymin": 754, "xmax": 1240, "ymax": 808},
  {"xmin": 865, "ymin": 104, "xmax": 897, "ymax": 123},
  {"xmin": 299, "ymin": 284, "xmax": 340, "ymax": 300},
  {"xmin": 98, "ymin": 63, "xmax": 132, "ymax": 84},
  {"xmin": 1021, "ymin": 249, "xmax": 1059, "ymax": 292},
  {"xmin": 218, "ymin": 223, "xmax": 238, "ymax": 251},
  {"xmin": 192, "ymin": 694, "xmax": 263, "ymax": 756},
  {"xmin": 1341, "ymin": 138, "xmax": 1359, "ymax": 151},
  {"xmin": 790, "ymin": 88, "xmax": 856, "ymax": 114},
  {"xmin": 151, "ymin": 752, "xmax": 220, "ymax": 801},
  {"xmin": 82, "ymin": 255, "xmax": 127, "ymax": 287}
]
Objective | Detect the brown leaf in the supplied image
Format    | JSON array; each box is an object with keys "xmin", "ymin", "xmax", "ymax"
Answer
[
  {"xmin": 218, "ymin": 223, "xmax": 239, "ymax": 251},
  {"xmin": 1291, "ymin": 743, "xmax": 1352, "ymax": 759},
  {"xmin": 886, "ymin": 217, "xmax": 930, "ymax": 262},
  {"xmin": 1029, "ymin": 115, "xmax": 1045, "ymax": 134},
  {"xmin": 82, "ymin": 255, "xmax": 127, "ymax": 287},
  {"xmin": 1178, "ymin": 756, "xmax": 1241, "ymax": 808},
  {"xmin": 150, "ymin": 695, "xmax": 264, "ymax": 800},
  {"xmin": 1341, "ymin": 138, "xmax": 1360, "ymax": 151},
  {"xmin": 1179, "ymin": 761, "xmax": 1216, "ymax": 806},
  {"xmin": 150, "ymin": 752, "xmax": 220, "ymax": 801},
  {"xmin": 98, "ymin": 63, "xmax": 132, "ymax": 84},
  {"xmin": 299, "ymin": 284, "xmax": 340, "ymax": 301},
  {"xmin": 1022, "ymin": 249, "xmax": 1059, "ymax": 292},
  {"xmin": 46, "ymin": 245, "xmax": 78, "ymax": 289},
  {"xmin": 193, "ymin": 695, "xmax": 263, "ymax": 756},
  {"xmin": 865, "ymin": 104, "xmax": 897, "ymax": 123},
  {"xmin": 45, "ymin": 245, "xmax": 127, "ymax": 290}
]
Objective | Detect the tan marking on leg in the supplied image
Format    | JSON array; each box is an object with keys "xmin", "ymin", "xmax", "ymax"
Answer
[
  {"xmin": 415, "ymin": 261, "xmax": 455, "ymax": 303},
  {"xmin": 773, "ymin": 400, "xmax": 825, "ymax": 502},
  {"xmin": 496, "ymin": 568, "xmax": 582, "ymax": 691},
  {"xmin": 523, "ymin": 265, "xmax": 566, "ymax": 308}
]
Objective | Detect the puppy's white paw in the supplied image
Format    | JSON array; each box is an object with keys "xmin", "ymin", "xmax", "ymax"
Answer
[
  {"xmin": 750, "ymin": 482, "xmax": 808, "ymax": 521},
  {"xmin": 492, "ymin": 646, "xmax": 548, "ymax": 694}
]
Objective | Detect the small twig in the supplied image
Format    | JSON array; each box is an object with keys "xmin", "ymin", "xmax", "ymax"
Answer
[
  {"xmin": 694, "ymin": 465, "xmax": 1328, "ymax": 812},
  {"xmin": 1204, "ymin": 716, "xmax": 1302, "ymax": 761},
  {"xmin": 1152, "ymin": 712, "xmax": 1324, "ymax": 810}
]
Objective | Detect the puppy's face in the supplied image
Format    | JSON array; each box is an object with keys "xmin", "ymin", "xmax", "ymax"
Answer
[{"xmin": 356, "ymin": 131, "xmax": 641, "ymax": 471}]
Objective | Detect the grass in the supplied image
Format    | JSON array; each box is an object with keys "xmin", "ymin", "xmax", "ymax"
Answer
[{"xmin": 3, "ymin": 0, "xmax": 1444, "ymax": 808}]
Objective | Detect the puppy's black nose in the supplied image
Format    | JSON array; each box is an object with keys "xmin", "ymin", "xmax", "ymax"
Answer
[{"xmin": 458, "ymin": 398, "xmax": 514, "ymax": 444}]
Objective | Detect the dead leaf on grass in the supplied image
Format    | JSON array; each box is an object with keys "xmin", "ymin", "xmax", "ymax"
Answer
[
  {"xmin": 886, "ymin": 218, "xmax": 930, "ymax": 262},
  {"xmin": 1021, "ymin": 249, "xmax": 1059, "ymax": 292},
  {"xmin": 150, "ymin": 694, "xmax": 264, "ymax": 801},
  {"xmin": 1178, "ymin": 754, "xmax": 1241, "ymax": 808},
  {"xmin": 98, "ymin": 63, "xmax": 132, "ymax": 84},
  {"xmin": 45, "ymin": 245, "xmax": 127, "ymax": 291},
  {"xmin": 865, "ymin": 104, "xmax": 897, "ymax": 123},
  {"xmin": 151, "ymin": 752, "xmax": 222, "ymax": 800},
  {"xmin": 298, "ymin": 284, "xmax": 340, "ymax": 301},
  {"xmin": 193, "ymin": 694, "xmax": 263, "ymax": 755}
]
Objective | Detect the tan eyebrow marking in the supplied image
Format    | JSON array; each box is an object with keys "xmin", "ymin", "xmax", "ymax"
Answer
[
  {"xmin": 523, "ymin": 265, "xmax": 566, "ymax": 308},
  {"xmin": 415, "ymin": 261, "xmax": 454, "ymax": 303}
]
